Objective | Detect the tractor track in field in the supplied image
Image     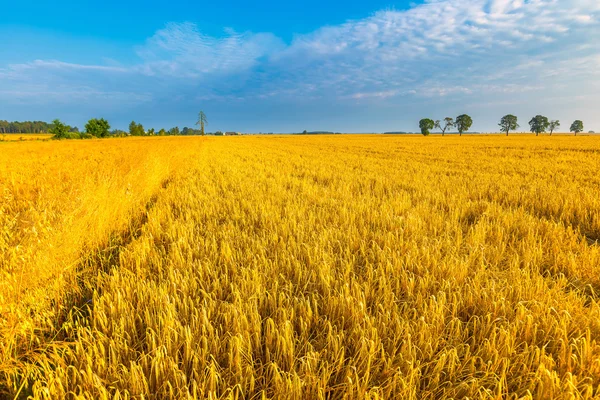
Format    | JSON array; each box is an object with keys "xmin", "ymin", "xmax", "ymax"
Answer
[{"xmin": 9, "ymin": 174, "xmax": 177, "ymax": 400}]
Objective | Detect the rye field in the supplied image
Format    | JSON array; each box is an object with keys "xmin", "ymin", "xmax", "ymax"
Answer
[{"xmin": 1, "ymin": 135, "xmax": 600, "ymax": 399}]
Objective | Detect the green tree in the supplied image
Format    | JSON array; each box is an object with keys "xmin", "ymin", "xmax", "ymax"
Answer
[
  {"xmin": 548, "ymin": 120, "xmax": 560, "ymax": 136},
  {"xmin": 158, "ymin": 128, "xmax": 167, "ymax": 136},
  {"xmin": 499, "ymin": 114, "xmax": 519, "ymax": 136},
  {"xmin": 147, "ymin": 128, "xmax": 155, "ymax": 136},
  {"xmin": 455, "ymin": 114, "xmax": 473, "ymax": 136},
  {"xmin": 570, "ymin": 120, "xmax": 584, "ymax": 136},
  {"xmin": 129, "ymin": 121, "xmax": 145, "ymax": 136},
  {"xmin": 196, "ymin": 111, "xmax": 208, "ymax": 136},
  {"xmin": 419, "ymin": 118, "xmax": 435, "ymax": 136},
  {"xmin": 129, "ymin": 121, "xmax": 138, "ymax": 136},
  {"xmin": 169, "ymin": 126, "xmax": 180, "ymax": 136},
  {"xmin": 50, "ymin": 119, "xmax": 69, "ymax": 139},
  {"xmin": 434, "ymin": 117, "xmax": 454, "ymax": 136},
  {"xmin": 529, "ymin": 115, "xmax": 549, "ymax": 136},
  {"xmin": 85, "ymin": 118, "xmax": 111, "ymax": 138}
]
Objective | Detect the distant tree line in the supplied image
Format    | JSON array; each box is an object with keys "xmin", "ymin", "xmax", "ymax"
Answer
[
  {"xmin": 44, "ymin": 110, "xmax": 214, "ymax": 139},
  {"xmin": 419, "ymin": 114, "xmax": 586, "ymax": 136},
  {"xmin": 296, "ymin": 130, "xmax": 342, "ymax": 135},
  {"xmin": 47, "ymin": 121, "xmax": 215, "ymax": 140},
  {"xmin": 0, "ymin": 120, "xmax": 79, "ymax": 134}
]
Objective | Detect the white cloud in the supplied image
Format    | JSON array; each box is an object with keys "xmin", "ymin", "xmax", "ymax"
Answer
[
  {"xmin": 134, "ymin": 22, "xmax": 284, "ymax": 78},
  {"xmin": 11, "ymin": 60, "xmax": 127, "ymax": 73},
  {"xmin": 348, "ymin": 90, "xmax": 400, "ymax": 100},
  {"xmin": 249, "ymin": 0, "xmax": 600, "ymax": 115}
]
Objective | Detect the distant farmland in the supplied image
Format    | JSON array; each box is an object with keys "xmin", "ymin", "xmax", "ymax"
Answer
[
  {"xmin": 1, "ymin": 135, "xmax": 599, "ymax": 399},
  {"xmin": 1, "ymin": 133, "xmax": 52, "ymax": 141}
]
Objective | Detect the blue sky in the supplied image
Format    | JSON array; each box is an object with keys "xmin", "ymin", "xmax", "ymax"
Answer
[{"xmin": 1, "ymin": 0, "xmax": 599, "ymax": 133}]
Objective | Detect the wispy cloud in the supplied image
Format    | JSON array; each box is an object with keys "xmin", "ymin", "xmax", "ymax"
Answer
[
  {"xmin": 134, "ymin": 22, "xmax": 284, "ymax": 78},
  {"xmin": 1, "ymin": 0, "xmax": 599, "ymax": 130},
  {"xmin": 272, "ymin": 0, "xmax": 600, "ymax": 100}
]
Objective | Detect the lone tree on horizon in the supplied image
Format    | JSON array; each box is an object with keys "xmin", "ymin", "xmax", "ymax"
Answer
[
  {"xmin": 549, "ymin": 120, "xmax": 560, "ymax": 136},
  {"xmin": 570, "ymin": 120, "xmax": 584, "ymax": 136},
  {"xmin": 499, "ymin": 114, "xmax": 519, "ymax": 136},
  {"xmin": 196, "ymin": 111, "xmax": 208, "ymax": 136},
  {"xmin": 529, "ymin": 115, "xmax": 549, "ymax": 136},
  {"xmin": 419, "ymin": 118, "xmax": 435, "ymax": 136},
  {"xmin": 435, "ymin": 117, "xmax": 454, "ymax": 136},
  {"xmin": 455, "ymin": 114, "xmax": 473, "ymax": 136}
]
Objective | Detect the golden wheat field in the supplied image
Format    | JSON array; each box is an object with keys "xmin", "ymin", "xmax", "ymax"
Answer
[
  {"xmin": 1, "ymin": 135, "xmax": 600, "ymax": 399},
  {"xmin": 1, "ymin": 134, "xmax": 53, "ymax": 142}
]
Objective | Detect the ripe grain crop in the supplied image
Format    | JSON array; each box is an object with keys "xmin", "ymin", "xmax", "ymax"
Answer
[
  {"xmin": 0, "ymin": 134, "xmax": 52, "ymax": 142},
  {"xmin": 1, "ymin": 135, "xmax": 600, "ymax": 399}
]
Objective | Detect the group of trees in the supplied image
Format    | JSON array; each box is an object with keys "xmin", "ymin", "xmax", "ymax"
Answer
[
  {"xmin": 48, "ymin": 111, "xmax": 209, "ymax": 139},
  {"xmin": 44, "ymin": 114, "xmax": 200, "ymax": 139},
  {"xmin": 46, "ymin": 118, "xmax": 183, "ymax": 139},
  {"xmin": 526, "ymin": 116, "xmax": 584, "ymax": 136},
  {"xmin": 419, "ymin": 115, "xmax": 473, "ymax": 136},
  {"xmin": 49, "ymin": 118, "xmax": 110, "ymax": 139},
  {"xmin": 125, "ymin": 122, "xmax": 186, "ymax": 137},
  {"xmin": 419, "ymin": 114, "xmax": 585, "ymax": 136},
  {"xmin": 1, "ymin": 120, "xmax": 79, "ymax": 134}
]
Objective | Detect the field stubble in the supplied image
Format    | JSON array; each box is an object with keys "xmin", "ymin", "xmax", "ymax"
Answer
[{"xmin": 1, "ymin": 135, "xmax": 600, "ymax": 399}]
